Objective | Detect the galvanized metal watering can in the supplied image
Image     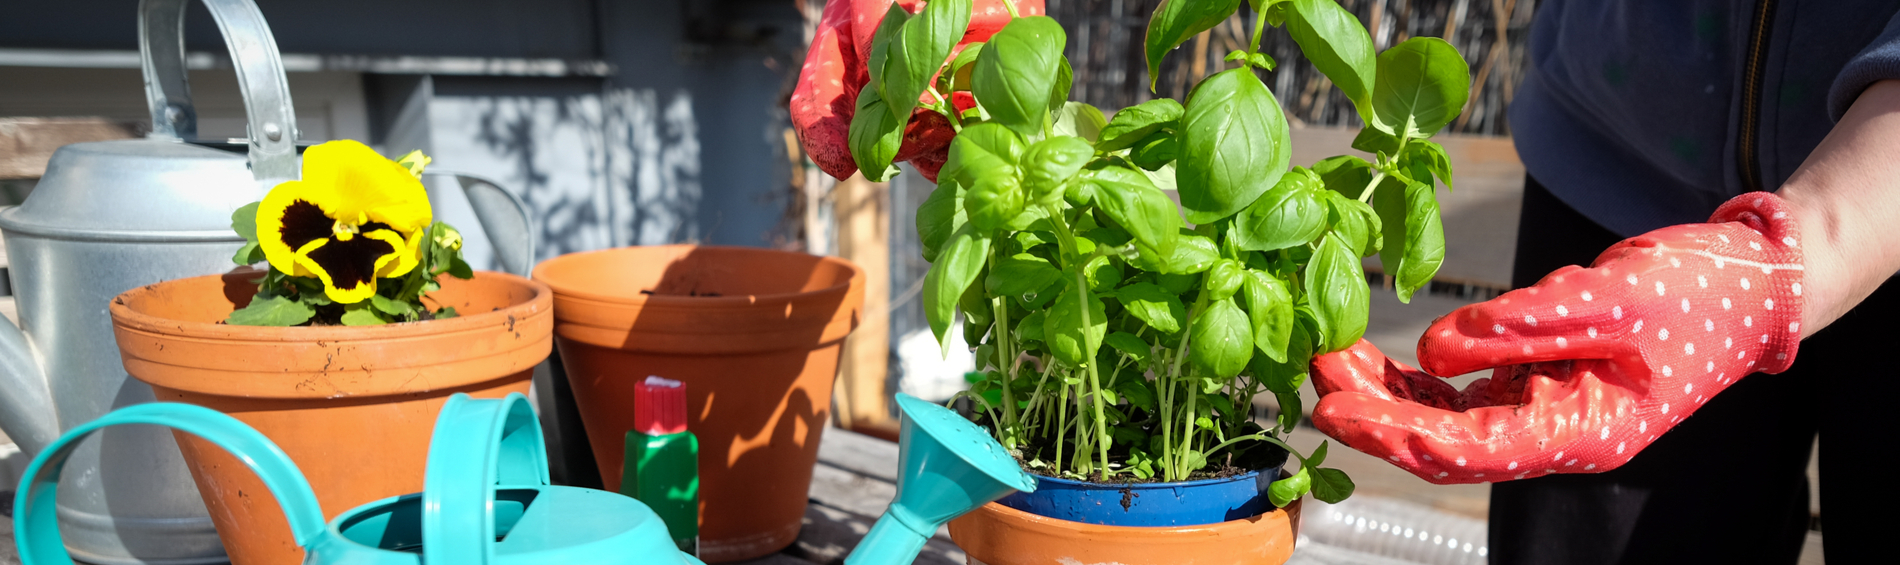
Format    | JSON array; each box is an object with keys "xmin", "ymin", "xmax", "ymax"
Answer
[
  {"xmin": 14, "ymin": 393, "xmax": 707, "ymax": 565},
  {"xmin": 0, "ymin": 0, "xmax": 533, "ymax": 562}
]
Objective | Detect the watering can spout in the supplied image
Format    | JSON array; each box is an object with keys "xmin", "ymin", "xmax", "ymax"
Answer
[
  {"xmin": 843, "ymin": 394, "xmax": 1037, "ymax": 565},
  {"xmin": 0, "ymin": 314, "xmax": 56, "ymax": 456}
]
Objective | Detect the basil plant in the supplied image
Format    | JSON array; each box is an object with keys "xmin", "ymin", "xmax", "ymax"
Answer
[{"xmin": 850, "ymin": 0, "xmax": 1470, "ymax": 507}]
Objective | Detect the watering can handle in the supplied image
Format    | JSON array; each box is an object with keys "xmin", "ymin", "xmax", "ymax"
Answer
[
  {"xmin": 139, "ymin": 0, "xmax": 300, "ymax": 183},
  {"xmin": 10, "ymin": 403, "xmax": 325, "ymax": 565},
  {"xmin": 421, "ymin": 393, "xmax": 552, "ymax": 565}
]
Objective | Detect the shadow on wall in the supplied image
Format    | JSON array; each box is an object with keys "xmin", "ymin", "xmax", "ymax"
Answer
[{"xmin": 430, "ymin": 87, "xmax": 703, "ymax": 262}]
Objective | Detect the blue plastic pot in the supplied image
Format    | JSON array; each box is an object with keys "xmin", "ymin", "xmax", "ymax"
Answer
[{"xmin": 996, "ymin": 460, "xmax": 1288, "ymax": 527}]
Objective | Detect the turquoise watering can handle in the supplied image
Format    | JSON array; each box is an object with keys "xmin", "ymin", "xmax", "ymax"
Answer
[
  {"xmin": 10, "ymin": 403, "xmax": 325, "ymax": 565},
  {"xmin": 421, "ymin": 393, "xmax": 550, "ymax": 565}
]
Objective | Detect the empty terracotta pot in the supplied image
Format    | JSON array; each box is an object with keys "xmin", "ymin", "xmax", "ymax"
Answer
[
  {"xmin": 109, "ymin": 271, "xmax": 552, "ymax": 565},
  {"xmin": 533, "ymin": 245, "xmax": 863, "ymax": 562},
  {"xmin": 948, "ymin": 499, "xmax": 1303, "ymax": 565}
]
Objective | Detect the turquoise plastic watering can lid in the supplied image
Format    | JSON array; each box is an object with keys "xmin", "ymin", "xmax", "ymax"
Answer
[{"xmin": 10, "ymin": 403, "xmax": 328, "ymax": 565}]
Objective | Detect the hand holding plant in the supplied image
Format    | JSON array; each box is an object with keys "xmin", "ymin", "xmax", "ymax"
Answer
[{"xmin": 227, "ymin": 140, "xmax": 473, "ymax": 326}]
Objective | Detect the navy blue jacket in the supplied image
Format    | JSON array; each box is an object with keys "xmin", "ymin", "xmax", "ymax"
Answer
[{"xmin": 1510, "ymin": 1, "xmax": 1900, "ymax": 236}]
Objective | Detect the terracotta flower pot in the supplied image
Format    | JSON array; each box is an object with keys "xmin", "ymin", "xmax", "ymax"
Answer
[
  {"xmin": 109, "ymin": 270, "xmax": 552, "ymax": 565},
  {"xmin": 947, "ymin": 499, "xmax": 1304, "ymax": 565},
  {"xmin": 533, "ymin": 245, "xmax": 863, "ymax": 562}
]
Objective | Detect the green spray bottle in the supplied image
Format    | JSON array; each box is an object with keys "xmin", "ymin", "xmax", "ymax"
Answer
[{"xmin": 622, "ymin": 376, "xmax": 700, "ymax": 555}]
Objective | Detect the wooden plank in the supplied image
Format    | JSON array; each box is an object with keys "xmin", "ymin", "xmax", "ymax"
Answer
[
  {"xmin": 830, "ymin": 173, "xmax": 894, "ymax": 432},
  {"xmin": 0, "ymin": 118, "xmax": 141, "ymax": 180},
  {"xmin": 794, "ymin": 501, "xmax": 966, "ymax": 565},
  {"xmin": 816, "ymin": 425, "xmax": 900, "ymax": 484}
]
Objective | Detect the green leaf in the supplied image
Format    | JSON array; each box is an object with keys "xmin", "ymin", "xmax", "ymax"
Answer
[
  {"xmin": 1307, "ymin": 441, "xmax": 1331, "ymax": 468},
  {"xmin": 965, "ymin": 172, "xmax": 1025, "ymax": 231},
  {"xmin": 916, "ymin": 180, "xmax": 967, "ymax": 262},
  {"xmin": 231, "ymin": 202, "xmax": 261, "ymax": 243},
  {"xmin": 1018, "ymin": 310, "xmax": 1047, "ymax": 342},
  {"xmin": 874, "ymin": 0, "xmax": 971, "ymax": 121},
  {"xmin": 1305, "ymin": 234, "xmax": 1369, "ymax": 353},
  {"xmin": 1021, "ymin": 136, "xmax": 1094, "ymax": 205},
  {"xmin": 1249, "ymin": 52, "xmax": 1277, "ymax": 70},
  {"xmin": 1050, "ymin": 57, "xmax": 1074, "ymax": 111},
  {"xmin": 1312, "ymin": 155, "xmax": 1375, "ymax": 199},
  {"xmin": 1394, "ymin": 178, "xmax": 1446, "ymax": 302},
  {"xmin": 1089, "ymin": 165, "xmax": 1182, "ymax": 257},
  {"xmin": 1136, "ymin": 229, "xmax": 1218, "ymax": 274},
  {"xmin": 1144, "ymin": 0, "xmax": 1244, "ymax": 91},
  {"xmin": 948, "ymin": 42, "xmax": 985, "ymax": 91},
  {"xmin": 1242, "ymin": 270, "xmax": 1294, "ymax": 362},
  {"xmin": 987, "ymin": 253, "xmax": 1063, "ymax": 296},
  {"xmin": 1274, "ymin": 390, "xmax": 1303, "ymax": 432},
  {"xmin": 1268, "ymin": 465, "xmax": 1311, "ymax": 507},
  {"xmin": 1325, "ymin": 191, "xmax": 1382, "ymax": 258},
  {"xmin": 1287, "ymin": 0, "xmax": 1377, "ymax": 119},
  {"xmin": 1052, "ymin": 102, "xmax": 1108, "ymax": 143},
  {"xmin": 1204, "ymin": 259, "xmax": 1244, "ymax": 302},
  {"xmin": 1117, "ymin": 379, "xmax": 1159, "ymax": 412},
  {"xmin": 848, "ymin": 87, "xmax": 906, "ymax": 182},
  {"xmin": 1231, "ymin": 168, "xmax": 1328, "ymax": 251},
  {"xmin": 1311, "ymin": 467, "xmax": 1356, "ymax": 503},
  {"xmin": 1253, "ymin": 313, "xmax": 1315, "ymax": 393},
  {"xmin": 1045, "ymin": 276, "xmax": 1108, "ymax": 367},
  {"xmin": 1129, "ymin": 132, "xmax": 1178, "ymax": 170},
  {"xmin": 866, "ymin": 4, "xmax": 911, "ymax": 111},
  {"xmin": 1097, "ymin": 98, "xmax": 1184, "ymax": 151},
  {"xmin": 1116, "ymin": 282, "xmax": 1188, "ymax": 334},
  {"xmin": 1350, "ymin": 126, "xmax": 1401, "ymax": 156},
  {"xmin": 1084, "ymin": 255, "xmax": 1122, "ymax": 292},
  {"xmin": 340, "ymin": 302, "xmax": 389, "ymax": 326},
  {"xmin": 370, "ymin": 294, "xmax": 416, "ymax": 317},
  {"xmin": 1178, "ymin": 68, "xmax": 1292, "ymax": 223},
  {"xmin": 943, "ymin": 123, "xmax": 1024, "ymax": 188},
  {"xmin": 447, "ymin": 256, "xmax": 475, "ymax": 279},
  {"xmin": 1402, "ymin": 140, "xmax": 1455, "ymax": 190},
  {"xmin": 232, "ymin": 241, "xmax": 263, "ymax": 266},
  {"xmin": 1371, "ymin": 37, "xmax": 1472, "ymax": 139},
  {"xmin": 971, "ymin": 17, "xmax": 1067, "ymax": 136},
  {"xmin": 1105, "ymin": 331, "xmax": 1153, "ymax": 362},
  {"xmin": 1189, "ymin": 297, "xmax": 1253, "ymax": 379},
  {"xmin": 924, "ymin": 225, "xmax": 992, "ymax": 348},
  {"xmin": 435, "ymin": 306, "xmax": 459, "ymax": 319},
  {"xmin": 225, "ymin": 294, "xmax": 316, "ymax": 327}
]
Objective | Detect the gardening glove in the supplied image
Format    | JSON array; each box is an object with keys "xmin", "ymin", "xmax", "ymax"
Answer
[
  {"xmin": 1310, "ymin": 192, "xmax": 1804, "ymax": 484},
  {"xmin": 790, "ymin": 0, "xmax": 1041, "ymax": 182}
]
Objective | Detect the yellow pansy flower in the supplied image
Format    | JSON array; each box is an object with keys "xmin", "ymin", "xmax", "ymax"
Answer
[{"xmin": 255, "ymin": 140, "xmax": 433, "ymax": 304}]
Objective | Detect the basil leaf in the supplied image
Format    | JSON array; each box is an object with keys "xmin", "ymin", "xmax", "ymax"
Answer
[
  {"xmin": 1350, "ymin": 126, "xmax": 1401, "ymax": 156},
  {"xmin": 1178, "ymin": 68, "xmax": 1292, "ymax": 223},
  {"xmin": 1045, "ymin": 275, "xmax": 1108, "ymax": 367},
  {"xmin": 986, "ymin": 253, "xmax": 1062, "ymax": 297},
  {"xmin": 1305, "ymin": 234, "xmax": 1369, "ymax": 353},
  {"xmin": 1252, "ymin": 313, "xmax": 1313, "ymax": 392},
  {"xmin": 949, "ymin": 42, "xmax": 984, "ymax": 91},
  {"xmin": 917, "ymin": 180, "xmax": 967, "ymax": 262},
  {"xmin": 1311, "ymin": 467, "xmax": 1356, "ymax": 503},
  {"xmin": 1117, "ymin": 378, "xmax": 1159, "ymax": 412},
  {"xmin": 972, "ymin": 17, "xmax": 1067, "ymax": 137},
  {"xmin": 1312, "ymin": 155, "xmax": 1375, "ymax": 199},
  {"xmin": 1371, "ymin": 37, "xmax": 1472, "ymax": 139},
  {"xmin": 1243, "ymin": 270, "xmax": 1294, "ymax": 362},
  {"xmin": 1052, "ymin": 101, "xmax": 1108, "ymax": 143},
  {"xmin": 1105, "ymin": 331, "xmax": 1153, "ymax": 362},
  {"xmin": 1231, "ymin": 168, "xmax": 1327, "ymax": 251},
  {"xmin": 1129, "ymin": 132, "xmax": 1178, "ymax": 170},
  {"xmin": 1050, "ymin": 57, "xmax": 1074, "ymax": 111},
  {"xmin": 965, "ymin": 172, "xmax": 1025, "ymax": 231},
  {"xmin": 848, "ymin": 87, "xmax": 906, "ymax": 182},
  {"xmin": 1018, "ymin": 310, "xmax": 1047, "ymax": 342},
  {"xmin": 1268, "ymin": 461, "xmax": 1312, "ymax": 508},
  {"xmin": 1403, "ymin": 140, "xmax": 1455, "ymax": 190},
  {"xmin": 943, "ymin": 123, "xmax": 1025, "ymax": 187},
  {"xmin": 1326, "ymin": 191, "xmax": 1382, "ymax": 258},
  {"xmin": 1084, "ymin": 255, "xmax": 1123, "ymax": 292},
  {"xmin": 1022, "ymin": 136, "xmax": 1094, "ymax": 205},
  {"xmin": 226, "ymin": 295, "xmax": 316, "ymax": 327},
  {"xmin": 924, "ymin": 225, "xmax": 991, "ymax": 347},
  {"xmin": 1089, "ymin": 165, "xmax": 1182, "ymax": 257},
  {"xmin": 1273, "ymin": 390, "xmax": 1302, "ymax": 433},
  {"xmin": 1395, "ymin": 178, "xmax": 1446, "ymax": 302},
  {"xmin": 865, "ymin": 4, "xmax": 911, "ymax": 113},
  {"xmin": 877, "ymin": 0, "xmax": 971, "ymax": 121},
  {"xmin": 1097, "ymin": 98, "xmax": 1184, "ymax": 151},
  {"xmin": 1116, "ymin": 282, "xmax": 1188, "ymax": 334},
  {"xmin": 1204, "ymin": 259, "xmax": 1245, "ymax": 302},
  {"xmin": 1189, "ymin": 297, "xmax": 1253, "ymax": 379},
  {"xmin": 1136, "ymin": 229, "xmax": 1219, "ymax": 274},
  {"xmin": 1287, "ymin": 0, "xmax": 1377, "ymax": 120},
  {"xmin": 1144, "ymin": 0, "xmax": 1244, "ymax": 91}
]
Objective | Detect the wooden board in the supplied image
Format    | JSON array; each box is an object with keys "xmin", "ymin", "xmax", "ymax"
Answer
[{"xmin": 0, "ymin": 118, "xmax": 141, "ymax": 180}]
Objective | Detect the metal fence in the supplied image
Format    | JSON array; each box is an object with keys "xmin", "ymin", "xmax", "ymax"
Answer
[{"xmin": 1048, "ymin": 0, "xmax": 1536, "ymax": 136}]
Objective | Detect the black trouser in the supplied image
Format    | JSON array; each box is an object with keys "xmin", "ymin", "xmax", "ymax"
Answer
[{"xmin": 1488, "ymin": 178, "xmax": 1896, "ymax": 564}]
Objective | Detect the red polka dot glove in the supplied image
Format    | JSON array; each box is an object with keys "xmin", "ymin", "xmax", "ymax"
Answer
[
  {"xmin": 790, "ymin": 0, "xmax": 1041, "ymax": 182},
  {"xmin": 1311, "ymin": 192, "xmax": 1805, "ymax": 484}
]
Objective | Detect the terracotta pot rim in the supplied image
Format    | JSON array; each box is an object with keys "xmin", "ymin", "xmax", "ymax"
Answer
[
  {"xmin": 532, "ymin": 244, "xmax": 860, "ymax": 307},
  {"xmin": 970, "ymin": 499, "xmax": 1300, "ymax": 534},
  {"xmin": 109, "ymin": 270, "xmax": 551, "ymax": 343}
]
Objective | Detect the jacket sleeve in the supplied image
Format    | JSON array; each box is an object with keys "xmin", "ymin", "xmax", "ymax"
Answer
[{"xmin": 1829, "ymin": 11, "xmax": 1900, "ymax": 120}]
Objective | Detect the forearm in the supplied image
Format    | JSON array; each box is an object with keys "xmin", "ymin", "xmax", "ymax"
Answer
[{"xmin": 1776, "ymin": 80, "xmax": 1900, "ymax": 337}]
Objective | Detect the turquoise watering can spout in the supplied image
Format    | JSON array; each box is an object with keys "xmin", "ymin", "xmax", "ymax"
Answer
[{"xmin": 844, "ymin": 394, "xmax": 1037, "ymax": 565}]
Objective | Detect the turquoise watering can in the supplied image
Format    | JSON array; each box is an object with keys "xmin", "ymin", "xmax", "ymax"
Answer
[
  {"xmin": 13, "ymin": 389, "xmax": 1027, "ymax": 565},
  {"xmin": 12, "ymin": 393, "xmax": 704, "ymax": 565}
]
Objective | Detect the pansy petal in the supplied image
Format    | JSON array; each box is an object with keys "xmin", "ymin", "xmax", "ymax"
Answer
[
  {"xmin": 293, "ymin": 233, "xmax": 396, "ymax": 304},
  {"xmin": 300, "ymin": 140, "xmax": 432, "ymax": 233},
  {"xmin": 257, "ymin": 180, "xmax": 335, "ymax": 277},
  {"xmin": 363, "ymin": 229, "xmax": 418, "ymax": 278}
]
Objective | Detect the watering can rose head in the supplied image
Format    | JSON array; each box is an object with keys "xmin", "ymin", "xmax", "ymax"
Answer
[{"xmin": 227, "ymin": 140, "xmax": 474, "ymax": 326}]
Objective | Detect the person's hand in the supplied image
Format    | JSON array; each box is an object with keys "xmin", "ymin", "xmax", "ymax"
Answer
[
  {"xmin": 1310, "ymin": 192, "xmax": 1804, "ymax": 484},
  {"xmin": 790, "ymin": 0, "xmax": 1038, "ymax": 182}
]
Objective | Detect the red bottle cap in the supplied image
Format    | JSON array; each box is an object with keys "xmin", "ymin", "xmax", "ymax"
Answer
[{"xmin": 635, "ymin": 376, "xmax": 688, "ymax": 435}]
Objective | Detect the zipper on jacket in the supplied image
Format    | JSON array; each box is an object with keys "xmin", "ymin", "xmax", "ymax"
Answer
[{"xmin": 1737, "ymin": 0, "xmax": 1778, "ymax": 192}]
